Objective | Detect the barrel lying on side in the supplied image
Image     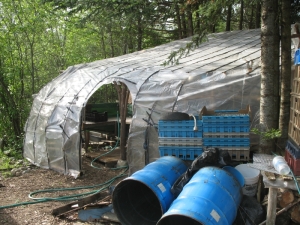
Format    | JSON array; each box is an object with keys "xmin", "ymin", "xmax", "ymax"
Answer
[
  {"xmin": 157, "ymin": 166, "xmax": 244, "ymax": 225},
  {"xmin": 112, "ymin": 156, "xmax": 188, "ymax": 225}
]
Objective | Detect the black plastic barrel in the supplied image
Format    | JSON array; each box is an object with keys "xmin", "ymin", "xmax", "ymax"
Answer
[{"xmin": 112, "ymin": 156, "xmax": 187, "ymax": 225}]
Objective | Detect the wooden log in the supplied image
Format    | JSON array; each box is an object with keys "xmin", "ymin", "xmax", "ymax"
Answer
[
  {"xmin": 257, "ymin": 174, "xmax": 264, "ymax": 203},
  {"xmin": 275, "ymin": 212, "xmax": 291, "ymax": 225},
  {"xmin": 291, "ymin": 203, "xmax": 300, "ymax": 224},
  {"xmin": 265, "ymin": 172, "xmax": 276, "ymax": 181},
  {"xmin": 282, "ymin": 175, "xmax": 293, "ymax": 181},
  {"xmin": 278, "ymin": 189, "xmax": 295, "ymax": 208},
  {"xmin": 259, "ymin": 197, "xmax": 300, "ymax": 225}
]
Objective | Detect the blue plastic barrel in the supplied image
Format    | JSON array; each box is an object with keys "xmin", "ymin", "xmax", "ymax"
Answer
[
  {"xmin": 112, "ymin": 156, "xmax": 188, "ymax": 225},
  {"xmin": 157, "ymin": 166, "xmax": 244, "ymax": 225},
  {"xmin": 295, "ymin": 49, "xmax": 300, "ymax": 65},
  {"xmin": 222, "ymin": 165, "xmax": 245, "ymax": 187}
]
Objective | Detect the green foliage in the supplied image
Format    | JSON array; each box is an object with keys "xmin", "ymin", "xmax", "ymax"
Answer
[
  {"xmin": 291, "ymin": 0, "xmax": 300, "ymax": 23},
  {"xmin": 88, "ymin": 84, "xmax": 118, "ymax": 104},
  {"xmin": 251, "ymin": 128, "xmax": 282, "ymax": 140},
  {"xmin": 0, "ymin": 148, "xmax": 23, "ymax": 171},
  {"xmin": 0, "ymin": 134, "xmax": 26, "ymax": 176},
  {"xmin": 0, "ymin": 0, "xmax": 282, "ymax": 161},
  {"xmin": 162, "ymin": 30, "xmax": 208, "ymax": 66},
  {"xmin": 0, "ymin": 0, "xmax": 112, "ymax": 144}
]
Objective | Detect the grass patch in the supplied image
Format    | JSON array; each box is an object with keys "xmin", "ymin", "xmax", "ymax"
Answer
[{"xmin": 0, "ymin": 147, "xmax": 23, "ymax": 173}]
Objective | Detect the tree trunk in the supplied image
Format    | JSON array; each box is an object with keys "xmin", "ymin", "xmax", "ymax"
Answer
[
  {"xmin": 0, "ymin": 64, "xmax": 22, "ymax": 137},
  {"xmin": 195, "ymin": 8, "xmax": 200, "ymax": 34},
  {"xmin": 239, "ymin": 0, "xmax": 244, "ymax": 30},
  {"xmin": 260, "ymin": 0, "xmax": 280, "ymax": 153},
  {"xmin": 30, "ymin": 41, "xmax": 35, "ymax": 94},
  {"xmin": 255, "ymin": 1, "xmax": 261, "ymax": 28},
  {"xmin": 278, "ymin": 0, "xmax": 292, "ymax": 152},
  {"xmin": 212, "ymin": 24, "xmax": 216, "ymax": 33},
  {"xmin": 181, "ymin": 12, "xmax": 187, "ymax": 38},
  {"xmin": 100, "ymin": 28, "xmax": 107, "ymax": 59},
  {"xmin": 137, "ymin": 15, "xmax": 143, "ymax": 51},
  {"xmin": 226, "ymin": 4, "xmax": 232, "ymax": 31},
  {"xmin": 175, "ymin": 3, "xmax": 182, "ymax": 39},
  {"xmin": 109, "ymin": 28, "xmax": 114, "ymax": 57},
  {"xmin": 187, "ymin": 4, "xmax": 193, "ymax": 36},
  {"xmin": 249, "ymin": 2, "xmax": 254, "ymax": 29}
]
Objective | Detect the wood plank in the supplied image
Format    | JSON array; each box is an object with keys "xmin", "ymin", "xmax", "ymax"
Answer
[
  {"xmin": 52, "ymin": 191, "xmax": 109, "ymax": 217},
  {"xmin": 85, "ymin": 149, "xmax": 121, "ymax": 167},
  {"xmin": 265, "ymin": 172, "xmax": 276, "ymax": 181},
  {"xmin": 266, "ymin": 188, "xmax": 278, "ymax": 225}
]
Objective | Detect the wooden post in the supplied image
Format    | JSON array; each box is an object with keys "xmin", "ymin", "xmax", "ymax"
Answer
[
  {"xmin": 259, "ymin": 195, "xmax": 300, "ymax": 225},
  {"xmin": 266, "ymin": 187, "xmax": 277, "ymax": 225},
  {"xmin": 84, "ymin": 130, "xmax": 90, "ymax": 151},
  {"xmin": 257, "ymin": 174, "xmax": 262, "ymax": 203},
  {"xmin": 113, "ymin": 82, "xmax": 129, "ymax": 161}
]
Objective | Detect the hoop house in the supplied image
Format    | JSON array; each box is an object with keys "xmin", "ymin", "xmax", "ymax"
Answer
[{"xmin": 24, "ymin": 29, "xmax": 267, "ymax": 177}]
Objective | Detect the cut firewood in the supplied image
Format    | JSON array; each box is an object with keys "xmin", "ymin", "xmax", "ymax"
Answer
[
  {"xmin": 278, "ymin": 189, "xmax": 294, "ymax": 208},
  {"xmin": 282, "ymin": 175, "xmax": 293, "ymax": 181},
  {"xmin": 259, "ymin": 198, "xmax": 300, "ymax": 225},
  {"xmin": 265, "ymin": 172, "xmax": 276, "ymax": 180},
  {"xmin": 275, "ymin": 212, "xmax": 291, "ymax": 225},
  {"xmin": 291, "ymin": 204, "xmax": 300, "ymax": 224}
]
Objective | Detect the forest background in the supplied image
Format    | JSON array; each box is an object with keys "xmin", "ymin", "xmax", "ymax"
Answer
[{"xmin": 0, "ymin": 0, "xmax": 299, "ymax": 170}]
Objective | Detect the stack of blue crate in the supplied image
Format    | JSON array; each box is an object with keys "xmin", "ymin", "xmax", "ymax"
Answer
[
  {"xmin": 158, "ymin": 118, "xmax": 203, "ymax": 160},
  {"xmin": 158, "ymin": 106, "xmax": 251, "ymax": 161},
  {"xmin": 201, "ymin": 106, "xmax": 251, "ymax": 161}
]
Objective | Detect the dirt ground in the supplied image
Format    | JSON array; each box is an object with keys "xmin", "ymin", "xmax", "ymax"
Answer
[{"xmin": 0, "ymin": 153, "xmax": 125, "ymax": 225}]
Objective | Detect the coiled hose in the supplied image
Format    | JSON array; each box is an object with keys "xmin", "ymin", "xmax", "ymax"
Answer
[{"xmin": 0, "ymin": 111, "xmax": 128, "ymax": 209}]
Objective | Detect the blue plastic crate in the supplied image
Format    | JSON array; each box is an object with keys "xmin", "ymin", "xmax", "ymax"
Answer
[
  {"xmin": 158, "ymin": 120, "xmax": 203, "ymax": 130},
  {"xmin": 219, "ymin": 146, "xmax": 250, "ymax": 151},
  {"xmin": 159, "ymin": 137, "xmax": 202, "ymax": 146},
  {"xmin": 203, "ymin": 125, "xmax": 250, "ymax": 133},
  {"xmin": 159, "ymin": 146, "xmax": 203, "ymax": 160},
  {"xmin": 200, "ymin": 106, "xmax": 250, "ymax": 125},
  {"xmin": 203, "ymin": 137, "xmax": 250, "ymax": 143},
  {"xmin": 226, "ymin": 150, "xmax": 250, "ymax": 161},
  {"xmin": 286, "ymin": 140, "xmax": 300, "ymax": 159},
  {"xmin": 203, "ymin": 132, "xmax": 249, "ymax": 138},
  {"xmin": 202, "ymin": 119, "xmax": 249, "ymax": 126},
  {"xmin": 203, "ymin": 142, "xmax": 250, "ymax": 147},
  {"xmin": 158, "ymin": 130, "xmax": 203, "ymax": 138}
]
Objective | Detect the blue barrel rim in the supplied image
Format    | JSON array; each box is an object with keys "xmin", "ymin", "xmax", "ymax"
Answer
[
  {"xmin": 222, "ymin": 165, "xmax": 245, "ymax": 187},
  {"xmin": 112, "ymin": 156, "xmax": 188, "ymax": 225}
]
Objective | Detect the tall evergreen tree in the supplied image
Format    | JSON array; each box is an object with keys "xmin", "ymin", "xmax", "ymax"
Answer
[
  {"xmin": 260, "ymin": 0, "xmax": 280, "ymax": 153},
  {"xmin": 278, "ymin": 0, "xmax": 292, "ymax": 152}
]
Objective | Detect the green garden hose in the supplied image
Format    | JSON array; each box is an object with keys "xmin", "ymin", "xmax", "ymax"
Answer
[
  {"xmin": 0, "ymin": 111, "xmax": 129, "ymax": 209},
  {"xmin": 0, "ymin": 167, "xmax": 127, "ymax": 209}
]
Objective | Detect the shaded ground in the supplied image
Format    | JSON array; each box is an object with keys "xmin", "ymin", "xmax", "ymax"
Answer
[{"xmin": 0, "ymin": 153, "xmax": 125, "ymax": 225}]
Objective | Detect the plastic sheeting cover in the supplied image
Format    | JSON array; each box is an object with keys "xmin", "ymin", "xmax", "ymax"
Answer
[{"xmin": 23, "ymin": 28, "xmax": 296, "ymax": 177}]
